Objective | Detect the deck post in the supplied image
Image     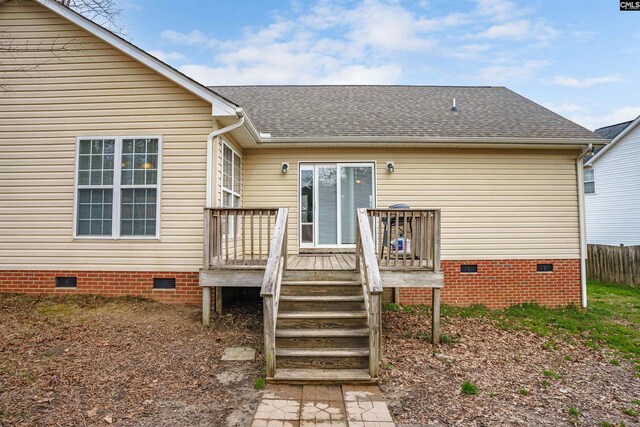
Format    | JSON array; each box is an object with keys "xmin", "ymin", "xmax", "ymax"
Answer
[
  {"xmin": 215, "ymin": 286, "xmax": 223, "ymax": 315},
  {"xmin": 202, "ymin": 286, "xmax": 212, "ymax": 326},
  {"xmin": 431, "ymin": 288, "xmax": 441, "ymax": 344}
]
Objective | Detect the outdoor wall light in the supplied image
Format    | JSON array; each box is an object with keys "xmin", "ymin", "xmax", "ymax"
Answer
[
  {"xmin": 386, "ymin": 161, "xmax": 395, "ymax": 173},
  {"xmin": 281, "ymin": 162, "xmax": 289, "ymax": 174}
]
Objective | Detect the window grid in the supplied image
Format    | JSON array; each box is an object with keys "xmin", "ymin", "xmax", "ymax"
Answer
[
  {"xmin": 584, "ymin": 168, "xmax": 595, "ymax": 194},
  {"xmin": 221, "ymin": 142, "xmax": 241, "ymax": 208},
  {"xmin": 75, "ymin": 136, "xmax": 161, "ymax": 239},
  {"xmin": 76, "ymin": 139, "xmax": 116, "ymax": 237}
]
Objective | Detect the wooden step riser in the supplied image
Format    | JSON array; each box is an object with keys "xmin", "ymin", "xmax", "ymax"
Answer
[
  {"xmin": 276, "ymin": 336, "xmax": 369, "ymax": 349},
  {"xmin": 279, "ymin": 301, "xmax": 365, "ymax": 312},
  {"xmin": 280, "ymin": 285, "xmax": 362, "ymax": 297},
  {"xmin": 277, "ymin": 356, "xmax": 369, "ymax": 369},
  {"xmin": 284, "ymin": 271, "xmax": 359, "ymax": 282},
  {"xmin": 277, "ymin": 318, "xmax": 369, "ymax": 329}
]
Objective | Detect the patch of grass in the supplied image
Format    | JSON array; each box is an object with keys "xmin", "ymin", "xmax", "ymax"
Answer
[
  {"xmin": 36, "ymin": 302, "xmax": 78, "ymax": 316},
  {"xmin": 543, "ymin": 340, "xmax": 557, "ymax": 351},
  {"xmin": 416, "ymin": 332, "xmax": 431, "ymax": 341},
  {"xmin": 461, "ymin": 381, "xmax": 478, "ymax": 395},
  {"xmin": 517, "ymin": 388, "xmax": 529, "ymax": 396},
  {"xmin": 610, "ymin": 359, "xmax": 621, "ymax": 366},
  {"xmin": 569, "ymin": 406, "xmax": 580, "ymax": 417},
  {"xmin": 543, "ymin": 369, "xmax": 561, "ymax": 379},
  {"xmin": 382, "ymin": 302, "xmax": 400, "ymax": 312},
  {"xmin": 439, "ymin": 334, "xmax": 453, "ymax": 344},
  {"xmin": 253, "ymin": 378, "xmax": 265, "ymax": 390},
  {"xmin": 384, "ymin": 362, "xmax": 395, "ymax": 370},
  {"xmin": 429, "ymin": 282, "xmax": 640, "ymax": 373},
  {"xmin": 599, "ymin": 422, "xmax": 613, "ymax": 427},
  {"xmin": 622, "ymin": 408, "xmax": 639, "ymax": 417},
  {"xmin": 564, "ymin": 354, "xmax": 573, "ymax": 361},
  {"xmin": 541, "ymin": 379, "xmax": 550, "ymax": 387},
  {"xmin": 631, "ymin": 399, "xmax": 640, "ymax": 406}
]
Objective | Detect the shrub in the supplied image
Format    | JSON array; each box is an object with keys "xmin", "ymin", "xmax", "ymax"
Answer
[{"xmin": 461, "ymin": 381, "xmax": 478, "ymax": 395}]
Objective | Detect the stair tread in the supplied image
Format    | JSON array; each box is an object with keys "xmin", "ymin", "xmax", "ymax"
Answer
[
  {"xmin": 278, "ymin": 311, "xmax": 368, "ymax": 319},
  {"xmin": 282, "ymin": 280, "xmax": 361, "ymax": 286},
  {"xmin": 272, "ymin": 368, "xmax": 373, "ymax": 381},
  {"xmin": 280, "ymin": 295, "xmax": 364, "ymax": 302},
  {"xmin": 276, "ymin": 348, "xmax": 369, "ymax": 357},
  {"xmin": 276, "ymin": 328, "xmax": 369, "ymax": 337}
]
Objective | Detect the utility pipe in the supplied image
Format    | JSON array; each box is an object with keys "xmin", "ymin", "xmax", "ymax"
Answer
[
  {"xmin": 576, "ymin": 143, "xmax": 592, "ymax": 308},
  {"xmin": 205, "ymin": 111, "xmax": 245, "ymax": 207}
]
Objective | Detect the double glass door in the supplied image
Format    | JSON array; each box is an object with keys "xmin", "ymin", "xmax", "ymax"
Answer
[{"xmin": 299, "ymin": 163, "xmax": 375, "ymax": 248}]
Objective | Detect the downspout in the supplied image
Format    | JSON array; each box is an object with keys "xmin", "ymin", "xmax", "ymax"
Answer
[
  {"xmin": 576, "ymin": 143, "xmax": 592, "ymax": 308},
  {"xmin": 205, "ymin": 110, "xmax": 245, "ymax": 207}
]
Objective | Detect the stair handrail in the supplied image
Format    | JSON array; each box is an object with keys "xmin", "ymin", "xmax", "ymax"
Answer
[
  {"xmin": 260, "ymin": 207, "xmax": 288, "ymax": 378},
  {"xmin": 355, "ymin": 207, "xmax": 382, "ymax": 378}
]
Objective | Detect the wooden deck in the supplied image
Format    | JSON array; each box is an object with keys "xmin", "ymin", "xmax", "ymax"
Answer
[{"xmin": 286, "ymin": 254, "xmax": 356, "ymax": 271}]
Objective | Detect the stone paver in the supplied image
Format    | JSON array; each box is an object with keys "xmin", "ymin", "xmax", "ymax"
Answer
[
  {"xmin": 251, "ymin": 385, "xmax": 394, "ymax": 427},
  {"xmin": 221, "ymin": 346, "xmax": 256, "ymax": 361}
]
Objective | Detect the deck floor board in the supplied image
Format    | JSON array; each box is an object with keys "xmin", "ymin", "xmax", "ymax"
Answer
[{"xmin": 288, "ymin": 255, "xmax": 356, "ymax": 271}]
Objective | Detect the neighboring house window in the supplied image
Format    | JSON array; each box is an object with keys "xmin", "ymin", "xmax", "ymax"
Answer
[
  {"xmin": 584, "ymin": 169, "xmax": 595, "ymax": 194},
  {"xmin": 221, "ymin": 142, "xmax": 241, "ymax": 207},
  {"xmin": 75, "ymin": 137, "xmax": 161, "ymax": 238}
]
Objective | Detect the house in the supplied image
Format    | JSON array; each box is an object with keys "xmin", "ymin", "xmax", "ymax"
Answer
[
  {"xmin": 0, "ymin": 0, "xmax": 605, "ymax": 382},
  {"xmin": 584, "ymin": 117, "xmax": 640, "ymax": 246}
]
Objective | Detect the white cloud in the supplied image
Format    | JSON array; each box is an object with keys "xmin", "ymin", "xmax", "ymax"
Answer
[
  {"xmin": 160, "ymin": 29, "xmax": 209, "ymax": 46},
  {"xmin": 552, "ymin": 74, "xmax": 626, "ymax": 88},
  {"xmin": 148, "ymin": 50, "xmax": 185, "ymax": 62},
  {"xmin": 544, "ymin": 103, "xmax": 585, "ymax": 114},
  {"xmin": 474, "ymin": 0, "xmax": 529, "ymax": 22},
  {"xmin": 570, "ymin": 106, "xmax": 640, "ymax": 131},
  {"xmin": 446, "ymin": 44, "xmax": 492, "ymax": 60},
  {"xmin": 474, "ymin": 19, "xmax": 557, "ymax": 43},
  {"xmin": 179, "ymin": 63, "xmax": 401, "ymax": 85},
  {"xmin": 477, "ymin": 59, "xmax": 549, "ymax": 83}
]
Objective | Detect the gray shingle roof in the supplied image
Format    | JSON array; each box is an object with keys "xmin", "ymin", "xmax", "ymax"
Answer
[
  {"xmin": 209, "ymin": 85, "xmax": 602, "ymax": 141},
  {"xmin": 594, "ymin": 121, "xmax": 633, "ymax": 140}
]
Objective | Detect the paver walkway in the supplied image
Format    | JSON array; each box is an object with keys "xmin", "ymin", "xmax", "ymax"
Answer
[{"xmin": 250, "ymin": 384, "xmax": 394, "ymax": 427}]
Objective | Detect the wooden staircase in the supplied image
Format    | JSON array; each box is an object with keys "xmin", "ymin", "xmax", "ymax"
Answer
[{"xmin": 269, "ymin": 270, "xmax": 375, "ymax": 383}]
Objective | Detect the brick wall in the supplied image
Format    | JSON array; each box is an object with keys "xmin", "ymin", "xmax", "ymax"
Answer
[
  {"xmin": 399, "ymin": 259, "xmax": 582, "ymax": 308},
  {"xmin": 0, "ymin": 271, "xmax": 202, "ymax": 305},
  {"xmin": 0, "ymin": 259, "xmax": 582, "ymax": 308}
]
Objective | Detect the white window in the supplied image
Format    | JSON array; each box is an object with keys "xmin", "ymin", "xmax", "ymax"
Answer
[
  {"xmin": 221, "ymin": 142, "xmax": 241, "ymax": 208},
  {"xmin": 75, "ymin": 137, "xmax": 161, "ymax": 238},
  {"xmin": 584, "ymin": 168, "xmax": 595, "ymax": 194}
]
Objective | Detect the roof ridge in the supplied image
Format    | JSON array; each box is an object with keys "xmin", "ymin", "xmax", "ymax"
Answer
[{"xmin": 595, "ymin": 120, "xmax": 635, "ymax": 131}]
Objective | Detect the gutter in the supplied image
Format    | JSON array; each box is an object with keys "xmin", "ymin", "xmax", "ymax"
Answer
[
  {"xmin": 205, "ymin": 109, "xmax": 245, "ymax": 207},
  {"xmin": 253, "ymin": 135, "xmax": 604, "ymax": 147},
  {"xmin": 576, "ymin": 143, "xmax": 593, "ymax": 308}
]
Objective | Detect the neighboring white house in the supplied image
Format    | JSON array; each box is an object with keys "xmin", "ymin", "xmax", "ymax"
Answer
[{"xmin": 584, "ymin": 116, "xmax": 640, "ymax": 246}]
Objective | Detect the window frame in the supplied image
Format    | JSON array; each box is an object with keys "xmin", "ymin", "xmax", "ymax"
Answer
[
  {"xmin": 73, "ymin": 136, "xmax": 163, "ymax": 240},
  {"xmin": 584, "ymin": 167, "xmax": 595, "ymax": 195},
  {"xmin": 220, "ymin": 140, "xmax": 242, "ymax": 208}
]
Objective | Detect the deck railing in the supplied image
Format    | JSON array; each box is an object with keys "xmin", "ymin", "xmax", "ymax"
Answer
[
  {"xmin": 355, "ymin": 208, "xmax": 383, "ymax": 378},
  {"xmin": 203, "ymin": 208, "xmax": 280, "ymax": 269},
  {"xmin": 260, "ymin": 208, "xmax": 288, "ymax": 377},
  {"xmin": 366, "ymin": 208, "xmax": 441, "ymax": 271}
]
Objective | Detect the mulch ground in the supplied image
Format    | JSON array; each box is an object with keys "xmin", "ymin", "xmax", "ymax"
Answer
[
  {"xmin": 380, "ymin": 310, "xmax": 640, "ymax": 427},
  {"xmin": 0, "ymin": 294, "xmax": 264, "ymax": 427},
  {"xmin": 2, "ymin": 295, "xmax": 639, "ymax": 427}
]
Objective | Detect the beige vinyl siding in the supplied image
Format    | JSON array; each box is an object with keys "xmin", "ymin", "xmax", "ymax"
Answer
[
  {"xmin": 243, "ymin": 148, "xmax": 581, "ymax": 260},
  {"xmin": 0, "ymin": 0, "xmax": 214, "ymax": 271}
]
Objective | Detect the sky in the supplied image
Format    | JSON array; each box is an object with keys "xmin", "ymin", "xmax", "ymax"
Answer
[{"xmin": 115, "ymin": 0, "xmax": 640, "ymax": 130}]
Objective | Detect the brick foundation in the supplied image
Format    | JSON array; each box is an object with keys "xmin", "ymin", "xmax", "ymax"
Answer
[
  {"xmin": 0, "ymin": 270, "xmax": 202, "ymax": 305},
  {"xmin": 0, "ymin": 259, "xmax": 582, "ymax": 308},
  {"xmin": 399, "ymin": 259, "xmax": 582, "ymax": 308}
]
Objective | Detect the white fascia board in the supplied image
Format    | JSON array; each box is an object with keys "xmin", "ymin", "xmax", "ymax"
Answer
[
  {"xmin": 585, "ymin": 115, "xmax": 640, "ymax": 166},
  {"xmin": 35, "ymin": 0, "xmax": 237, "ymax": 116}
]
